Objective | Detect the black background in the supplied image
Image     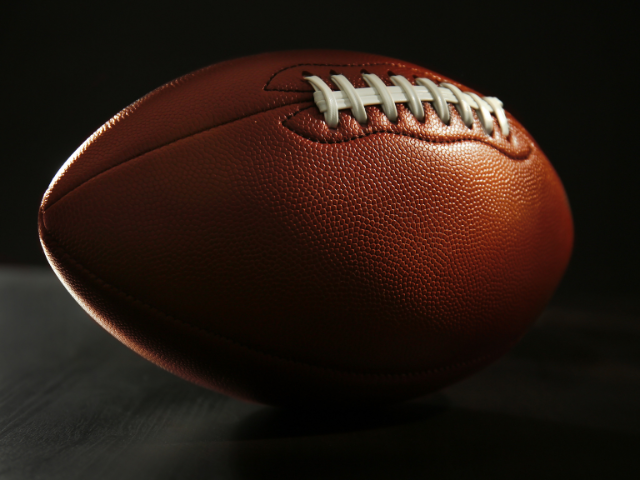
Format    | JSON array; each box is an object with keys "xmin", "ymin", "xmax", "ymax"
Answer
[
  {"xmin": 1, "ymin": 2, "xmax": 638, "ymax": 479},
  {"xmin": 2, "ymin": 1, "xmax": 637, "ymax": 299}
]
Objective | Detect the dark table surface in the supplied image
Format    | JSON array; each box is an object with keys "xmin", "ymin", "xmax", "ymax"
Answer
[{"xmin": 1, "ymin": 266, "xmax": 639, "ymax": 479}]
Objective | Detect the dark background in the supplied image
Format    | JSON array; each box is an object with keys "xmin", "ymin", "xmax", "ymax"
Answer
[
  {"xmin": 2, "ymin": 2, "xmax": 637, "ymax": 299},
  {"xmin": 1, "ymin": 2, "xmax": 638, "ymax": 479}
]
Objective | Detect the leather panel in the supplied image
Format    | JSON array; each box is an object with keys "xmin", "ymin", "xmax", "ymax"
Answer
[
  {"xmin": 40, "ymin": 215, "xmax": 510, "ymax": 406},
  {"xmin": 42, "ymin": 103, "xmax": 572, "ymax": 374},
  {"xmin": 39, "ymin": 51, "xmax": 574, "ymax": 405}
]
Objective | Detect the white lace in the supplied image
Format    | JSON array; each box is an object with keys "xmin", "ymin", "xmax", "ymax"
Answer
[{"xmin": 305, "ymin": 74, "xmax": 509, "ymax": 137}]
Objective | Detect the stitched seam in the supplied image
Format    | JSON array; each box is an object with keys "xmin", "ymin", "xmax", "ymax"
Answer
[
  {"xmin": 41, "ymin": 224, "xmax": 499, "ymax": 379},
  {"xmin": 264, "ymin": 62, "xmax": 436, "ymax": 92},
  {"xmin": 49, "ymin": 62, "xmax": 446, "ymax": 211},
  {"xmin": 283, "ymin": 106, "xmax": 532, "ymax": 160},
  {"xmin": 45, "ymin": 101, "xmax": 312, "ymax": 213}
]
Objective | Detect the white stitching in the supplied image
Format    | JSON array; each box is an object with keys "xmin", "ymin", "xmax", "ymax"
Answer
[
  {"xmin": 391, "ymin": 75, "xmax": 425, "ymax": 121},
  {"xmin": 482, "ymin": 96, "xmax": 510, "ymax": 137},
  {"xmin": 415, "ymin": 77, "xmax": 450, "ymax": 125},
  {"xmin": 466, "ymin": 92, "xmax": 493, "ymax": 135},
  {"xmin": 440, "ymin": 82, "xmax": 474, "ymax": 129},
  {"xmin": 331, "ymin": 74, "xmax": 367, "ymax": 124},
  {"xmin": 362, "ymin": 73, "xmax": 398, "ymax": 123},
  {"xmin": 305, "ymin": 73, "xmax": 510, "ymax": 136},
  {"xmin": 305, "ymin": 76, "xmax": 339, "ymax": 128}
]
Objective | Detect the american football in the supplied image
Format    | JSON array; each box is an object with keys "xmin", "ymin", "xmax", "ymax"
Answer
[{"xmin": 38, "ymin": 50, "xmax": 573, "ymax": 406}]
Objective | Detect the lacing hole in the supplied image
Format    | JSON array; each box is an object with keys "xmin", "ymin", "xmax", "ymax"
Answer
[{"xmin": 328, "ymin": 70, "xmax": 341, "ymax": 88}]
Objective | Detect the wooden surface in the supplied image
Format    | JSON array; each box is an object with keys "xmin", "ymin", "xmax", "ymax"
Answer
[{"xmin": 1, "ymin": 266, "xmax": 639, "ymax": 479}]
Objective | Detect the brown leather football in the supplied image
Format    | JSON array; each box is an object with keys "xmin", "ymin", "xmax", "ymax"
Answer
[{"xmin": 39, "ymin": 50, "xmax": 573, "ymax": 406}]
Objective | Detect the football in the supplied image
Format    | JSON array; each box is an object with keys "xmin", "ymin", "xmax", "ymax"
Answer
[{"xmin": 39, "ymin": 50, "xmax": 573, "ymax": 406}]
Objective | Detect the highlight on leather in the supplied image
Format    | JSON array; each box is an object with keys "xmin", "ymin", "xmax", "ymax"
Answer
[
  {"xmin": 305, "ymin": 73, "xmax": 509, "ymax": 136},
  {"xmin": 38, "ymin": 50, "xmax": 572, "ymax": 407}
]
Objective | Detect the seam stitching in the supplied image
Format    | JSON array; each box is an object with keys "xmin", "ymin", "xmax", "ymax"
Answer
[
  {"xmin": 41, "ymin": 224, "xmax": 498, "ymax": 379},
  {"xmin": 283, "ymin": 106, "xmax": 532, "ymax": 160},
  {"xmin": 47, "ymin": 63, "xmax": 456, "ymax": 212},
  {"xmin": 44, "ymin": 101, "xmax": 310, "ymax": 212},
  {"xmin": 263, "ymin": 62, "xmax": 436, "ymax": 92},
  {"xmin": 48, "ymin": 61, "xmax": 450, "ymax": 211}
]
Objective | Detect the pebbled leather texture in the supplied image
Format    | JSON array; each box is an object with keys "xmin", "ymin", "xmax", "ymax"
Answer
[{"xmin": 39, "ymin": 50, "xmax": 574, "ymax": 406}]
